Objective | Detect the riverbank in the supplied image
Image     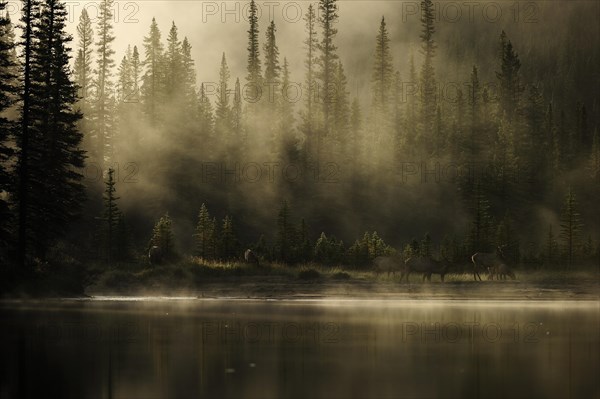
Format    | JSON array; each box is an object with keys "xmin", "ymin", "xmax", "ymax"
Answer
[{"xmin": 3, "ymin": 259, "xmax": 599, "ymax": 300}]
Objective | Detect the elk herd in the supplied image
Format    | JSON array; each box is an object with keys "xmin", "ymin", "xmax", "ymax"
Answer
[
  {"xmin": 148, "ymin": 245, "xmax": 516, "ymax": 282},
  {"xmin": 374, "ymin": 246, "xmax": 516, "ymax": 283}
]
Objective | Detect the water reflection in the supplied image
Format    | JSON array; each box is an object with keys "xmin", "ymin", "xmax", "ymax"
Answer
[{"xmin": 1, "ymin": 299, "xmax": 598, "ymax": 399}]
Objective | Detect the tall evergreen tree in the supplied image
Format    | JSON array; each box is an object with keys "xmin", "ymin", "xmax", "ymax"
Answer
[
  {"xmin": 0, "ymin": 1, "xmax": 17, "ymax": 253},
  {"xmin": 371, "ymin": 17, "xmax": 393, "ymax": 116},
  {"xmin": 496, "ymin": 31, "xmax": 523, "ymax": 121},
  {"xmin": 141, "ymin": 17, "xmax": 164, "ymax": 125},
  {"xmin": 150, "ymin": 213, "xmax": 174, "ymax": 258},
  {"xmin": 181, "ymin": 37, "xmax": 197, "ymax": 114},
  {"xmin": 15, "ymin": 0, "xmax": 40, "ymax": 269},
  {"xmin": 93, "ymin": 0, "xmax": 116, "ymax": 166},
  {"xmin": 317, "ymin": 0, "xmax": 339, "ymax": 136},
  {"xmin": 194, "ymin": 203, "xmax": 215, "ymax": 259},
  {"xmin": 300, "ymin": 4, "xmax": 319, "ymax": 163},
  {"xmin": 215, "ymin": 53, "xmax": 231, "ymax": 142},
  {"xmin": 198, "ymin": 82, "xmax": 214, "ymax": 140},
  {"xmin": 165, "ymin": 21, "xmax": 183, "ymax": 101},
  {"xmin": 102, "ymin": 168, "xmax": 120, "ymax": 262},
  {"xmin": 74, "ymin": 9, "xmax": 93, "ymax": 103},
  {"xmin": 16, "ymin": 0, "xmax": 85, "ymax": 262},
  {"xmin": 130, "ymin": 45, "xmax": 141, "ymax": 102},
  {"xmin": 418, "ymin": 0, "xmax": 437, "ymax": 150}
]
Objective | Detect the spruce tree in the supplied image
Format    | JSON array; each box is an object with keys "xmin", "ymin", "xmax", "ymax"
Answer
[
  {"xmin": 371, "ymin": 17, "xmax": 393, "ymax": 117},
  {"xmin": 165, "ymin": 21, "xmax": 182, "ymax": 101},
  {"xmin": 16, "ymin": 0, "xmax": 85, "ymax": 262},
  {"xmin": 317, "ymin": 0, "xmax": 339, "ymax": 135},
  {"xmin": 150, "ymin": 213, "xmax": 174, "ymax": 258},
  {"xmin": 15, "ymin": 0, "xmax": 40, "ymax": 269},
  {"xmin": 74, "ymin": 9, "xmax": 93, "ymax": 103},
  {"xmin": 93, "ymin": 0, "xmax": 116, "ymax": 166},
  {"xmin": 194, "ymin": 203, "xmax": 214, "ymax": 258},
  {"xmin": 0, "ymin": 1, "xmax": 17, "ymax": 252},
  {"xmin": 181, "ymin": 37, "xmax": 197, "ymax": 115},
  {"xmin": 141, "ymin": 18, "xmax": 164, "ymax": 125},
  {"xmin": 418, "ymin": 0, "xmax": 437, "ymax": 152},
  {"xmin": 300, "ymin": 4, "xmax": 318, "ymax": 162},
  {"xmin": 496, "ymin": 31, "xmax": 523, "ymax": 121},
  {"xmin": 215, "ymin": 53, "xmax": 231, "ymax": 143},
  {"xmin": 102, "ymin": 168, "xmax": 120, "ymax": 262}
]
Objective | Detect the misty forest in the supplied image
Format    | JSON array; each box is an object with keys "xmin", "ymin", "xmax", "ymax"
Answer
[{"xmin": 1, "ymin": 0, "xmax": 599, "ymax": 293}]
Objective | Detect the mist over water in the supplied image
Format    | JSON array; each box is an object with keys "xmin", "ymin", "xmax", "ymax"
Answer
[{"xmin": 1, "ymin": 299, "xmax": 598, "ymax": 398}]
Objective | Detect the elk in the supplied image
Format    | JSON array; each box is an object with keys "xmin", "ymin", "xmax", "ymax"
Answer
[
  {"xmin": 244, "ymin": 249, "xmax": 260, "ymax": 267},
  {"xmin": 373, "ymin": 255, "xmax": 403, "ymax": 277},
  {"xmin": 471, "ymin": 246, "xmax": 507, "ymax": 281},
  {"xmin": 489, "ymin": 263, "xmax": 516, "ymax": 280},
  {"xmin": 400, "ymin": 257, "xmax": 450, "ymax": 283}
]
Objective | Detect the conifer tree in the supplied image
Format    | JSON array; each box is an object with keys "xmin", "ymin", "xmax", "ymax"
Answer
[
  {"xmin": 16, "ymin": 0, "xmax": 85, "ymax": 262},
  {"xmin": 151, "ymin": 213, "xmax": 174, "ymax": 258},
  {"xmin": 371, "ymin": 17, "xmax": 393, "ymax": 117},
  {"xmin": 0, "ymin": 1, "xmax": 17, "ymax": 251},
  {"xmin": 215, "ymin": 53, "xmax": 231, "ymax": 142},
  {"xmin": 102, "ymin": 168, "xmax": 120, "ymax": 262},
  {"xmin": 93, "ymin": 0, "xmax": 116, "ymax": 166},
  {"xmin": 194, "ymin": 203, "xmax": 214, "ymax": 258},
  {"xmin": 165, "ymin": 21, "xmax": 182, "ymax": 101},
  {"xmin": 419, "ymin": 0, "xmax": 437, "ymax": 149},
  {"xmin": 300, "ymin": 4, "xmax": 318, "ymax": 162},
  {"xmin": 74, "ymin": 9, "xmax": 93, "ymax": 103},
  {"xmin": 142, "ymin": 17, "xmax": 164, "ymax": 125},
  {"xmin": 317, "ymin": 0, "xmax": 339, "ymax": 135},
  {"xmin": 496, "ymin": 31, "xmax": 523, "ymax": 121}
]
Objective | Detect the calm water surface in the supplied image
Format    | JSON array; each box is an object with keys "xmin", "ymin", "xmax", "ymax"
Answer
[{"xmin": 0, "ymin": 298, "xmax": 598, "ymax": 399}]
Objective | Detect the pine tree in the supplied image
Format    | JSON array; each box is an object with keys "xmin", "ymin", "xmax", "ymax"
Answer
[
  {"xmin": 165, "ymin": 21, "xmax": 182, "ymax": 101},
  {"xmin": 117, "ymin": 52, "xmax": 133, "ymax": 103},
  {"xmin": 130, "ymin": 45, "xmax": 141, "ymax": 102},
  {"xmin": 280, "ymin": 58, "xmax": 297, "ymax": 158},
  {"xmin": 198, "ymin": 83, "xmax": 214, "ymax": 139},
  {"xmin": 559, "ymin": 188, "xmax": 583, "ymax": 269},
  {"xmin": 246, "ymin": 0, "xmax": 261, "ymax": 88},
  {"xmin": 496, "ymin": 31, "xmax": 523, "ymax": 121},
  {"xmin": 74, "ymin": 9, "xmax": 93, "ymax": 103},
  {"xmin": 150, "ymin": 213, "xmax": 174, "ymax": 258},
  {"xmin": 263, "ymin": 20, "xmax": 281, "ymax": 151},
  {"xmin": 317, "ymin": 0, "xmax": 339, "ymax": 135},
  {"xmin": 16, "ymin": 0, "xmax": 85, "ymax": 262},
  {"xmin": 468, "ymin": 65, "xmax": 480, "ymax": 153},
  {"xmin": 371, "ymin": 17, "xmax": 393, "ymax": 118},
  {"xmin": 181, "ymin": 37, "xmax": 197, "ymax": 114},
  {"xmin": 245, "ymin": 0, "xmax": 261, "ymax": 129},
  {"xmin": 231, "ymin": 78, "xmax": 242, "ymax": 139},
  {"xmin": 93, "ymin": 0, "xmax": 116, "ymax": 166},
  {"xmin": 219, "ymin": 215, "xmax": 237, "ymax": 260},
  {"xmin": 194, "ymin": 203, "xmax": 214, "ymax": 258},
  {"xmin": 102, "ymin": 168, "xmax": 120, "ymax": 262},
  {"xmin": 332, "ymin": 61, "xmax": 349, "ymax": 144},
  {"xmin": 215, "ymin": 53, "xmax": 231, "ymax": 143},
  {"xmin": 0, "ymin": 1, "xmax": 17, "ymax": 252},
  {"xmin": 141, "ymin": 17, "xmax": 164, "ymax": 125},
  {"xmin": 419, "ymin": 0, "xmax": 437, "ymax": 150},
  {"xmin": 15, "ymin": 0, "xmax": 40, "ymax": 269},
  {"xmin": 300, "ymin": 4, "xmax": 319, "ymax": 163}
]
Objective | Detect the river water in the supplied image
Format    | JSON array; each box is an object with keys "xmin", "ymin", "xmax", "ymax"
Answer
[{"xmin": 1, "ymin": 298, "xmax": 598, "ymax": 399}]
